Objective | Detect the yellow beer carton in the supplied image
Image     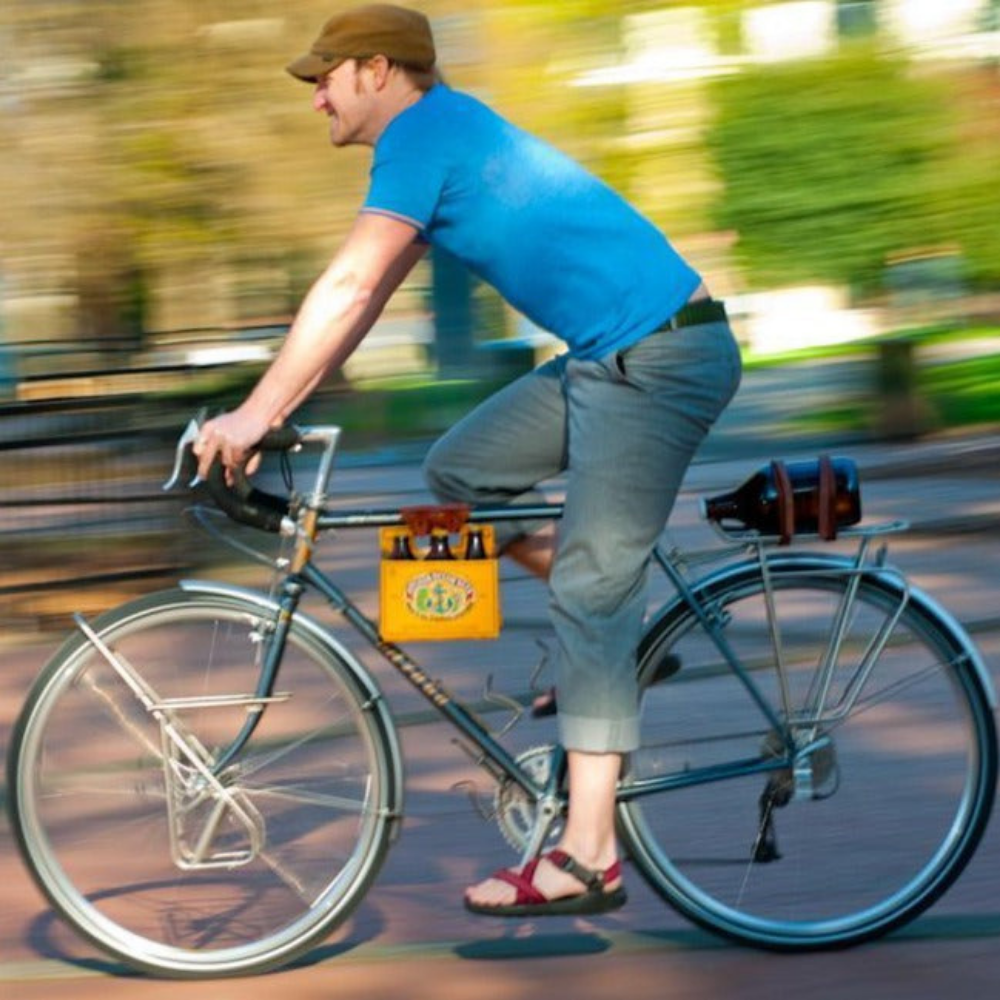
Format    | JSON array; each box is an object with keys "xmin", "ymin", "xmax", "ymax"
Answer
[{"xmin": 379, "ymin": 505, "xmax": 501, "ymax": 641}]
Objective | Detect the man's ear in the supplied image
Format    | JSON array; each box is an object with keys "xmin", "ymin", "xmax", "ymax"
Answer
[{"xmin": 367, "ymin": 54, "xmax": 393, "ymax": 90}]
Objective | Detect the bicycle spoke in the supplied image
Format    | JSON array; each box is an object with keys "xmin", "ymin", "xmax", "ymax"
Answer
[
  {"xmin": 246, "ymin": 783, "xmax": 372, "ymax": 813},
  {"xmin": 228, "ymin": 710, "xmax": 356, "ymax": 783}
]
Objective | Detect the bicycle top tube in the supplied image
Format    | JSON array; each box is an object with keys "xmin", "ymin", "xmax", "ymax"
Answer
[
  {"xmin": 294, "ymin": 425, "xmax": 566, "ymax": 531},
  {"xmin": 315, "ymin": 502, "xmax": 564, "ymax": 532}
]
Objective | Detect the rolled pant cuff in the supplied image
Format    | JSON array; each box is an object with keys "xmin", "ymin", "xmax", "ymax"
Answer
[{"xmin": 559, "ymin": 712, "xmax": 641, "ymax": 754}]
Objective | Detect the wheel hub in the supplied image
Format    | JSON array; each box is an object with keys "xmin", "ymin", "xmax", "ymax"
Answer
[{"xmin": 762, "ymin": 729, "xmax": 839, "ymax": 802}]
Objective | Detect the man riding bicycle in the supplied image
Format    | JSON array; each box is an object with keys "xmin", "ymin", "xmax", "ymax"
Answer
[{"xmin": 194, "ymin": 2, "xmax": 741, "ymax": 917}]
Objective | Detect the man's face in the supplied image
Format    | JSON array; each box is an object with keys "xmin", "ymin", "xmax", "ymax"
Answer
[{"xmin": 312, "ymin": 60, "xmax": 377, "ymax": 147}]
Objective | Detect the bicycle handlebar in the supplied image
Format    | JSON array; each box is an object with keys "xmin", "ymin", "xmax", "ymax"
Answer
[
  {"xmin": 202, "ymin": 455, "xmax": 293, "ymax": 533},
  {"xmin": 164, "ymin": 417, "xmax": 308, "ymax": 533},
  {"xmin": 165, "ymin": 417, "xmax": 560, "ymax": 536},
  {"xmin": 203, "ymin": 425, "xmax": 304, "ymax": 532}
]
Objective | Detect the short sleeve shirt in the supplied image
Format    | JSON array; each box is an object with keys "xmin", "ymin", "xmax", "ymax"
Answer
[{"xmin": 362, "ymin": 85, "xmax": 701, "ymax": 361}]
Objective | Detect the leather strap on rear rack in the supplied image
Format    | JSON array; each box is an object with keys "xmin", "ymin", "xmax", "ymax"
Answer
[
  {"xmin": 818, "ymin": 454, "xmax": 837, "ymax": 541},
  {"xmin": 770, "ymin": 459, "xmax": 795, "ymax": 546}
]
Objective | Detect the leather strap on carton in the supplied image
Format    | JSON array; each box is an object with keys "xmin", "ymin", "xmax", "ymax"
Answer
[
  {"xmin": 817, "ymin": 454, "xmax": 837, "ymax": 541},
  {"xmin": 400, "ymin": 503, "xmax": 470, "ymax": 537},
  {"xmin": 769, "ymin": 459, "xmax": 795, "ymax": 545}
]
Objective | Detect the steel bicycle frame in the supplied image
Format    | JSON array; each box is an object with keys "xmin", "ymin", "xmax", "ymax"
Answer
[
  {"xmin": 195, "ymin": 499, "xmax": 882, "ymax": 816},
  {"xmin": 95, "ymin": 420, "xmax": 993, "ymax": 866}
]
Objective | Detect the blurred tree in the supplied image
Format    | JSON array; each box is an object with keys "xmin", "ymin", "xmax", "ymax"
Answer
[
  {"xmin": 1, "ymin": 0, "xmax": 490, "ymax": 347},
  {"xmin": 488, "ymin": 1, "xmax": 728, "ymax": 239},
  {"xmin": 1, "ymin": 0, "xmax": 378, "ymax": 340},
  {"xmin": 936, "ymin": 67, "xmax": 1000, "ymax": 289},
  {"xmin": 4, "ymin": 0, "xmax": 997, "ymax": 353},
  {"xmin": 87, "ymin": 0, "xmax": 346, "ymax": 332},
  {"xmin": 706, "ymin": 48, "xmax": 977, "ymax": 296}
]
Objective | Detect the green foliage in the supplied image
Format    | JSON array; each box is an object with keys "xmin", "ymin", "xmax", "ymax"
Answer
[
  {"xmin": 502, "ymin": 0, "xmax": 666, "ymax": 23},
  {"xmin": 920, "ymin": 351, "xmax": 1000, "ymax": 428},
  {"xmin": 929, "ymin": 86, "xmax": 1000, "ymax": 287},
  {"xmin": 707, "ymin": 49, "xmax": 964, "ymax": 294},
  {"xmin": 296, "ymin": 376, "xmax": 513, "ymax": 445}
]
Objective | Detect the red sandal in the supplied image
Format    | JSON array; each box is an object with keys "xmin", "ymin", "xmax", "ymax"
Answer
[{"xmin": 464, "ymin": 849, "xmax": 627, "ymax": 917}]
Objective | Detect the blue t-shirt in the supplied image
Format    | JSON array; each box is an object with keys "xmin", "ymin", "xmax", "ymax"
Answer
[{"xmin": 362, "ymin": 85, "xmax": 700, "ymax": 361}]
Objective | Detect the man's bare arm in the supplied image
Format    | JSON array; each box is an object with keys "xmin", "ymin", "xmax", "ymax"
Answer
[
  {"xmin": 195, "ymin": 212, "xmax": 425, "ymax": 476},
  {"xmin": 276, "ymin": 229, "xmax": 427, "ymax": 421}
]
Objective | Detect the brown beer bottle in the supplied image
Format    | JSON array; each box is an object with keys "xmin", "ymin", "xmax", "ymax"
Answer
[
  {"xmin": 701, "ymin": 457, "xmax": 861, "ymax": 536},
  {"xmin": 425, "ymin": 529, "xmax": 455, "ymax": 560},
  {"xmin": 389, "ymin": 534, "xmax": 416, "ymax": 560},
  {"xmin": 464, "ymin": 528, "xmax": 487, "ymax": 559}
]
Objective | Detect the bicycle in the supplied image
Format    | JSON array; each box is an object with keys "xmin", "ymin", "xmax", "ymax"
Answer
[{"xmin": 7, "ymin": 419, "xmax": 997, "ymax": 978}]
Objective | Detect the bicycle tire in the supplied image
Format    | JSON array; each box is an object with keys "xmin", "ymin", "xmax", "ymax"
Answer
[
  {"xmin": 618, "ymin": 554, "xmax": 997, "ymax": 950},
  {"xmin": 8, "ymin": 587, "xmax": 402, "ymax": 978}
]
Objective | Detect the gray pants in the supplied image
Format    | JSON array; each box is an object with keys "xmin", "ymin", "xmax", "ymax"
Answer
[{"xmin": 423, "ymin": 320, "xmax": 742, "ymax": 752}]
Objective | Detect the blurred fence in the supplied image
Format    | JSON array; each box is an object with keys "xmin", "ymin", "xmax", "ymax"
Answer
[{"xmin": 0, "ymin": 338, "xmax": 226, "ymax": 632}]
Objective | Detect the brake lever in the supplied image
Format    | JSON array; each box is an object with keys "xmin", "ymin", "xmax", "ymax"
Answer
[{"xmin": 162, "ymin": 415, "xmax": 204, "ymax": 491}]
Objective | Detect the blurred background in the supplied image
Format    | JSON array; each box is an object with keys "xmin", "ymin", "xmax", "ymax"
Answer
[{"xmin": 2, "ymin": 0, "xmax": 1000, "ymax": 630}]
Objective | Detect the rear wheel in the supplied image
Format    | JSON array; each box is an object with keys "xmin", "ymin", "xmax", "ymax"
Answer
[{"xmin": 619, "ymin": 558, "xmax": 997, "ymax": 949}]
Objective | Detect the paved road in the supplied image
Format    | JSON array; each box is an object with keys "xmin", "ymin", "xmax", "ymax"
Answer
[{"xmin": 2, "ymin": 435, "xmax": 1000, "ymax": 999}]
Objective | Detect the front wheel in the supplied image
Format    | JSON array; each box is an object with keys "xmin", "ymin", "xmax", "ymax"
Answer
[
  {"xmin": 619, "ymin": 557, "xmax": 997, "ymax": 950},
  {"xmin": 8, "ymin": 588, "xmax": 401, "ymax": 978}
]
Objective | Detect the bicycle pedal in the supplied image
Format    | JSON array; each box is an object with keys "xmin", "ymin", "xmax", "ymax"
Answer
[
  {"xmin": 451, "ymin": 780, "xmax": 496, "ymax": 822},
  {"xmin": 482, "ymin": 674, "xmax": 524, "ymax": 736},
  {"xmin": 649, "ymin": 653, "xmax": 682, "ymax": 685},
  {"xmin": 530, "ymin": 687, "xmax": 558, "ymax": 718}
]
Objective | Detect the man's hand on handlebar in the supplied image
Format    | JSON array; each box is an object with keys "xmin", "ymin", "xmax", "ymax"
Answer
[
  {"xmin": 193, "ymin": 407, "xmax": 273, "ymax": 483},
  {"xmin": 167, "ymin": 415, "xmax": 308, "ymax": 532}
]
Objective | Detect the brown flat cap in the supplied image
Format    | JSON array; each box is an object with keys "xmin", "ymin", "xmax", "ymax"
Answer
[{"xmin": 286, "ymin": 4, "xmax": 436, "ymax": 82}]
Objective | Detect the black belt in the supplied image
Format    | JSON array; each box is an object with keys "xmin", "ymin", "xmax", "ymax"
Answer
[{"xmin": 660, "ymin": 297, "xmax": 727, "ymax": 331}]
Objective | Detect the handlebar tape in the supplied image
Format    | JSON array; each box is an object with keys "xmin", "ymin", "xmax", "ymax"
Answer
[{"xmin": 199, "ymin": 426, "xmax": 303, "ymax": 532}]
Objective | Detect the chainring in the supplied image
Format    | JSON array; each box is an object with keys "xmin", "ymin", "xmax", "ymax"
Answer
[{"xmin": 493, "ymin": 744, "xmax": 564, "ymax": 853}]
